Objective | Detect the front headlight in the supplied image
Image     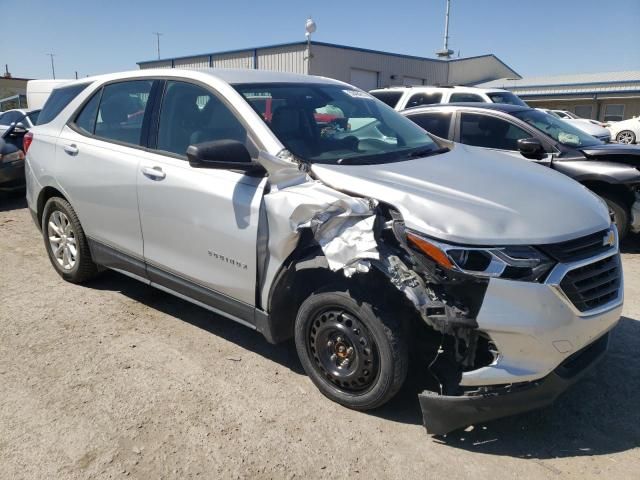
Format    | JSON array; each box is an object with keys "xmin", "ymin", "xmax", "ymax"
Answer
[{"xmin": 406, "ymin": 231, "xmax": 554, "ymax": 282}]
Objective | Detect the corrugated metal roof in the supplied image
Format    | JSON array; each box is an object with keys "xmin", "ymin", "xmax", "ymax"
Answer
[
  {"xmin": 137, "ymin": 41, "xmax": 519, "ymax": 78},
  {"xmin": 477, "ymin": 71, "xmax": 640, "ymax": 89}
]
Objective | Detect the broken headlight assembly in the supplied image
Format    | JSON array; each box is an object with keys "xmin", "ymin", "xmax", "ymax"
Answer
[{"xmin": 406, "ymin": 231, "xmax": 555, "ymax": 282}]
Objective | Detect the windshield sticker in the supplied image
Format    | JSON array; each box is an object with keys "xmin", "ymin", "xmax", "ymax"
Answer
[{"xmin": 343, "ymin": 90, "xmax": 374, "ymax": 99}]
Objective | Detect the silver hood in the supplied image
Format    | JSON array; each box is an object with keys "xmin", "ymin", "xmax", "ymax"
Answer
[{"xmin": 311, "ymin": 143, "xmax": 610, "ymax": 245}]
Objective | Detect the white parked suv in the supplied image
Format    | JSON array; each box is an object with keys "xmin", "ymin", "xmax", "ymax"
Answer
[
  {"xmin": 25, "ymin": 69, "xmax": 621, "ymax": 434},
  {"xmin": 369, "ymin": 85, "xmax": 527, "ymax": 110}
]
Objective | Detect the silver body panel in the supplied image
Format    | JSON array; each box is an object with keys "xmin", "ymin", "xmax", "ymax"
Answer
[
  {"xmin": 55, "ymin": 125, "xmax": 145, "ymax": 258},
  {"xmin": 137, "ymin": 151, "xmax": 266, "ymax": 305}
]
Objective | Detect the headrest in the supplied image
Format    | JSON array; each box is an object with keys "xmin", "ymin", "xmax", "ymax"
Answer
[{"xmin": 101, "ymin": 93, "xmax": 139, "ymax": 125}]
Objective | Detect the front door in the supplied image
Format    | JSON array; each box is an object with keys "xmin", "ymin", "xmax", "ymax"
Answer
[
  {"xmin": 457, "ymin": 111, "xmax": 553, "ymax": 164},
  {"xmin": 137, "ymin": 80, "xmax": 265, "ymax": 312}
]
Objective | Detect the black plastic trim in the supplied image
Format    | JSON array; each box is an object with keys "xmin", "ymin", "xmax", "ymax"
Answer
[
  {"xmin": 88, "ymin": 238, "xmax": 147, "ymax": 279},
  {"xmin": 419, "ymin": 332, "xmax": 610, "ymax": 435},
  {"xmin": 146, "ymin": 263, "xmax": 256, "ymax": 327}
]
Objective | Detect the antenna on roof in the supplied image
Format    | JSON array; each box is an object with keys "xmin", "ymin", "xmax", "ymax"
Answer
[{"xmin": 436, "ymin": 0, "xmax": 454, "ymax": 59}]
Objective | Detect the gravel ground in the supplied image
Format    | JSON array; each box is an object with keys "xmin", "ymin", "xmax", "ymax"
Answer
[{"xmin": 1, "ymin": 193, "xmax": 639, "ymax": 479}]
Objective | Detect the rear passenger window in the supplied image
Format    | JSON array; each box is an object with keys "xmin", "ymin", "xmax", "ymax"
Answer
[
  {"xmin": 449, "ymin": 93, "xmax": 484, "ymax": 103},
  {"xmin": 90, "ymin": 81, "xmax": 152, "ymax": 146},
  {"xmin": 459, "ymin": 113, "xmax": 531, "ymax": 151},
  {"xmin": 408, "ymin": 112, "xmax": 452, "ymax": 138},
  {"xmin": 156, "ymin": 81, "xmax": 247, "ymax": 156},
  {"xmin": 406, "ymin": 92, "xmax": 443, "ymax": 108},
  {"xmin": 74, "ymin": 90, "xmax": 102, "ymax": 135},
  {"xmin": 37, "ymin": 83, "xmax": 90, "ymax": 125}
]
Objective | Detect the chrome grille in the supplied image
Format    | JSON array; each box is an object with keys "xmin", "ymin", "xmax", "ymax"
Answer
[
  {"xmin": 559, "ymin": 254, "xmax": 621, "ymax": 312},
  {"xmin": 540, "ymin": 229, "xmax": 611, "ymax": 263}
]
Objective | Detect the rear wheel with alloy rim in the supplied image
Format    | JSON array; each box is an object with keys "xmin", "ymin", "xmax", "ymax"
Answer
[
  {"xmin": 616, "ymin": 130, "xmax": 636, "ymax": 144},
  {"xmin": 295, "ymin": 289, "xmax": 408, "ymax": 411},
  {"xmin": 42, "ymin": 197, "xmax": 99, "ymax": 283}
]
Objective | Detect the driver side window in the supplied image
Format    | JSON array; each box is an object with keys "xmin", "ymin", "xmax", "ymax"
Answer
[
  {"xmin": 156, "ymin": 81, "xmax": 248, "ymax": 157},
  {"xmin": 460, "ymin": 113, "xmax": 531, "ymax": 151}
]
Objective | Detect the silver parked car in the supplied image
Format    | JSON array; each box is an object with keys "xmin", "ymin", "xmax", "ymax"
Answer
[{"xmin": 25, "ymin": 69, "xmax": 622, "ymax": 434}]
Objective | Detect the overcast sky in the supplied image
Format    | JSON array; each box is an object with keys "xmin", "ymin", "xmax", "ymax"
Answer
[{"xmin": 2, "ymin": 0, "xmax": 639, "ymax": 80}]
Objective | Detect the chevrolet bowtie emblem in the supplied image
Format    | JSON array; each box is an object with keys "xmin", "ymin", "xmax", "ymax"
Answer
[{"xmin": 603, "ymin": 230, "xmax": 616, "ymax": 247}]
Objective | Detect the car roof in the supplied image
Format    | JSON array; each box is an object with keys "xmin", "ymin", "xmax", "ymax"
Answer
[
  {"xmin": 401, "ymin": 102, "xmax": 532, "ymax": 114},
  {"xmin": 63, "ymin": 68, "xmax": 349, "ymax": 88},
  {"xmin": 370, "ymin": 85, "xmax": 510, "ymax": 93}
]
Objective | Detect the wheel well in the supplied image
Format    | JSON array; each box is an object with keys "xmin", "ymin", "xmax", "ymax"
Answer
[
  {"xmin": 266, "ymin": 253, "xmax": 417, "ymax": 344},
  {"xmin": 37, "ymin": 186, "xmax": 67, "ymax": 228},
  {"xmin": 581, "ymin": 181, "xmax": 634, "ymax": 209}
]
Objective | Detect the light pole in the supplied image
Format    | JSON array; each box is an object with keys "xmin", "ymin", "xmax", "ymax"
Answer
[
  {"xmin": 304, "ymin": 17, "xmax": 316, "ymax": 75},
  {"xmin": 436, "ymin": 0, "xmax": 454, "ymax": 59},
  {"xmin": 46, "ymin": 53, "xmax": 56, "ymax": 79},
  {"xmin": 153, "ymin": 32, "xmax": 163, "ymax": 60}
]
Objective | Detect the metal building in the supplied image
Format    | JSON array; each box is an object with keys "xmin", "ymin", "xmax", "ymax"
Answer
[
  {"xmin": 137, "ymin": 41, "xmax": 519, "ymax": 90},
  {"xmin": 477, "ymin": 71, "xmax": 640, "ymax": 122}
]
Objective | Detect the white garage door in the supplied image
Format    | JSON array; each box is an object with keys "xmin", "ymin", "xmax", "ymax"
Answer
[
  {"xmin": 350, "ymin": 69, "xmax": 379, "ymax": 91},
  {"xmin": 403, "ymin": 76, "xmax": 424, "ymax": 86}
]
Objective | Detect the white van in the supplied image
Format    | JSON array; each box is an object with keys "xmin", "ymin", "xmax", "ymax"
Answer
[{"xmin": 26, "ymin": 80, "xmax": 72, "ymax": 110}]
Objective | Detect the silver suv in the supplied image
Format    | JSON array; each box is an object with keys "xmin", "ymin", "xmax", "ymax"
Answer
[{"xmin": 25, "ymin": 69, "xmax": 622, "ymax": 434}]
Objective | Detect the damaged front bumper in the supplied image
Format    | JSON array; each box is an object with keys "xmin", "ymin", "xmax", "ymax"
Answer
[{"xmin": 419, "ymin": 331, "xmax": 610, "ymax": 435}]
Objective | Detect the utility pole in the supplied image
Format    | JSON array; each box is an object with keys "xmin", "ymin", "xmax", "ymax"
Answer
[
  {"xmin": 436, "ymin": 0, "xmax": 454, "ymax": 59},
  {"xmin": 153, "ymin": 32, "xmax": 163, "ymax": 60},
  {"xmin": 304, "ymin": 18, "xmax": 316, "ymax": 75},
  {"xmin": 46, "ymin": 53, "xmax": 56, "ymax": 79}
]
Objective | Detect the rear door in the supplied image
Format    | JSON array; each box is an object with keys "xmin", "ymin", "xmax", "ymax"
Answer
[
  {"xmin": 56, "ymin": 79, "xmax": 156, "ymax": 267},
  {"xmin": 137, "ymin": 80, "xmax": 265, "ymax": 313}
]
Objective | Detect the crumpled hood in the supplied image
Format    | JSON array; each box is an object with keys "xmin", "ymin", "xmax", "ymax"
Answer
[{"xmin": 311, "ymin": 143, "xmax": 610, "ymax": 245}]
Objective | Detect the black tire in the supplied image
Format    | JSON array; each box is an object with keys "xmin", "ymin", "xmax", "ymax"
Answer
[
  {"xmin": 616, "ymin": 130, "xmax": 636, "ymax": 144},
  {"xmin": 601, "ymin": 193, "xmax": 629, "ymax": 241},
  {"xmin": 294, "ymin": 289, "xmax": 408, "ymax": 411},
  {"xmin": 42, "ymin": 197, "xmax": 98, "ymax": 283}
]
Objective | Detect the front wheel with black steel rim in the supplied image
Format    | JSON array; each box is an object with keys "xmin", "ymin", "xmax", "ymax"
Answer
[
  {"xmin": 616, "ymin": 130, "xmax": 636, "ymax": 144},
  {"xmin": 42, "ymin": 197, "xmax": 98, "ymax": 283},
  {"xmin": 294, "ymin": 290, "xmax": 408, "ymax": 411}
]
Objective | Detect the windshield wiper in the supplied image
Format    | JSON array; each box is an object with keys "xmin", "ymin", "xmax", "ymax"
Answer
[{"xmin": 406, "ymin": 147, "xmax": 449, "ymax": 159}]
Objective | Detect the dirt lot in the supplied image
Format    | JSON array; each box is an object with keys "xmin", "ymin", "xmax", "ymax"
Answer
[{"xmin": 1, "ymin": 193, "xmax": 639, "ymax": 480}]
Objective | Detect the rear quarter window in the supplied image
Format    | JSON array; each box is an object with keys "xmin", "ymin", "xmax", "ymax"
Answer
[{"xmin": 37, "ymin": 83, "xmax": 91, "ymax": 125}]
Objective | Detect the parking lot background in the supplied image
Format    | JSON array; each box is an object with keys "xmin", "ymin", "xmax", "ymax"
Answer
[{"xmin": 1, "ymin": 194, "xmax": 639, "ymax": 479}]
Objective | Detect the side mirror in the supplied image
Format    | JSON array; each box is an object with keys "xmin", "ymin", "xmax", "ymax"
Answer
[
  {"xmin": 518, "ymin": 137, "xmax": 546, "ymax": 159},
  {"xmin": 187, "ymin": 140, "xmax": 259, "ymax": 171},
  {"xmin": 7, "ymin": 122, "xmax": 27, "ymax": 135}
]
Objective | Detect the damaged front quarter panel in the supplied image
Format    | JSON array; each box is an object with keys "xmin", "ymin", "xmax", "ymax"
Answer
[{"xmin": 258, "ymin": 149, "xmax": 493, "ymax": 436}]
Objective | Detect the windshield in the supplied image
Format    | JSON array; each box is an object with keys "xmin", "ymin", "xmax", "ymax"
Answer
[
  {"xmin": 487, "ymin": 92, "xmax": 527, "ymax": 106},
  {"xmin": 513, "ymin": 109, "xmax": 603, "ymax": 147},
  {"xmin": 234, "ymin": 83, "xmax": 441, "ymax": 165}
]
